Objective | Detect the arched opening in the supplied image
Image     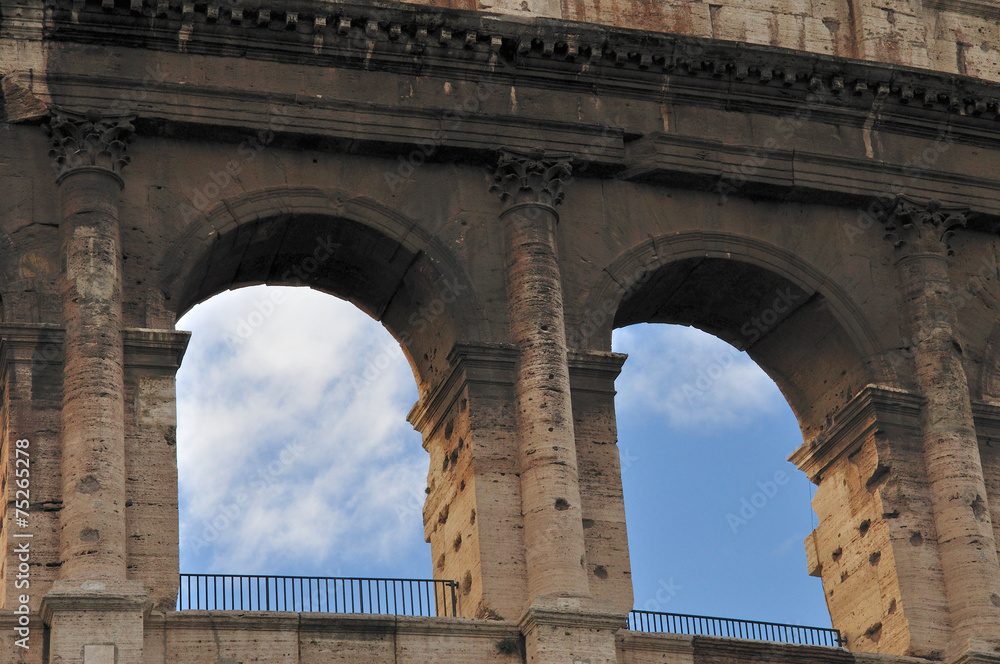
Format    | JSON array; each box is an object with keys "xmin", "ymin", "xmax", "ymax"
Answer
[
  {"xmin": 588, "ymin": 235, "xmax": 882, "ymax": 640},
  {"xmin": 156, "ymin": 190, "xmax": 484, "ymax": 616},
  {"xmin": 614, "ymin": 322, "xmax": 828, "ymax": 625},
  {"xmin": 175, "ymin": 285, "xmax": 430, "ymax": 580}
]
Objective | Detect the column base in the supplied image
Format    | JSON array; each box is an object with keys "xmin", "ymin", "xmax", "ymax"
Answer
[
  {"xmin": 519, "ymin": 597, "xmax": 626, "ymax": 664},
  {"xmin": 41, "ymin": 580, "xmax": 151, "ymax": 664}
]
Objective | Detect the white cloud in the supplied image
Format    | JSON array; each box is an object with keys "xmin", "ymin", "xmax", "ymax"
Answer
[
  {"xmin": 176, "ymin": 286, "xmax": 429, "ymax": 576},
  {"xmin": 612, "ymin": 324, "xmax": 785, "ymax": 429}
]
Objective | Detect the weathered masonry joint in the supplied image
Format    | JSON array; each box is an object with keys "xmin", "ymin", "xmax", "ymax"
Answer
[{"xmin": 5, "ymin": 0, "xmax": 1000, "ymax": 661}]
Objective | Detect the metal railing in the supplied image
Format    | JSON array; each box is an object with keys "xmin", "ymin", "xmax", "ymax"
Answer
[
  {"xmin": 628, "ymin": 610, "xmax": 843, "ymax": 648},
  {"xmin": 177, "ymin": 574, "xmax": 459, "ymax": 617}
]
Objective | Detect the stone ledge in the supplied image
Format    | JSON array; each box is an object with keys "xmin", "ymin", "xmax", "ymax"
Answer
[
  {"xmin": 25, "ymin": 0, "xmax": 1000, "ymax": 137},
  {"xmin": 41, "ymin": 580, "xmax": 153, "ymax": 625},
  {"xmin": 122, "ymin": 327, "xmax": 191, "ymax": 370},
  {"xmin": 154, "ymin": 610, "xmax": 521, "ymax": 639},
  {"xmin": 407, "ymin": 342, "xmax": 518, "ymax": 439},
  {"xmin": 790, "ymin": 384, "xmax": 924, "ymax": 481},
  {"xmin": 519, "ymin": 600, "xmax": 627, "ymax": 632}
]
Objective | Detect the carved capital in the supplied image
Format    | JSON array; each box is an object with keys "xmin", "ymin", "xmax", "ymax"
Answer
[
  {"xmin": 45, "ymin": 108, "xmax": 135, "ymax": 185},
  {"xmin": 882, "ymin": 195, "xmax": 969, "ymax": 257},
  {"xmin": 489, "ymin": 147, "xmax": 573, "ymax": 209}
]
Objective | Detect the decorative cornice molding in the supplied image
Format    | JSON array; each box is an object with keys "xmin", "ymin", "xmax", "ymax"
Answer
[
  {"xmin": 44, "ymin": 108, "xmax": 136, "ymax": 185},
  {"xmin": 566, "ymin": 350, "xmax": 627, "ymax": 395},
  {"xmin": 41, "ymin": 0, "xmax": 1000, "ymax": 122},
  {"xmin": 789, "ymin": 384, "xmax": 924, "ymax": 481},
  {"xmin": 122, "ymin": 328, "xmax": 191, "ymax": 371},
  {"xmin": 882, "ymin": 195, "xmax": 971, "ymax": 257},
  {"xmin": 406, "ymin": 342, "xmax": 519, "ymax": 441},
  {"xmin": 489, "ymin": 147, "xmax": 573, "ymax": 209}
]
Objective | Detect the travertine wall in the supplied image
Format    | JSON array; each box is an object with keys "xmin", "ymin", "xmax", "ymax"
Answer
[
  {"xmin": 4, "ymin": 0, "xmax": 1000, "ymax": 661},
  {"xmin": 409, "ymin": 0, "xmax": 1000, "ymax": 82}
]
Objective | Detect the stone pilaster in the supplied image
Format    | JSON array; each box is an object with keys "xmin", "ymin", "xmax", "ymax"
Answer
[
  {"xmin": 489, "ymin": 148, "xmax": 591, "ymax": 607},
  {"xmin": 407, "ymin": 343, "xmax": 527, "ymax": 621},
  {"xmin": 568, "ymin": 350, "xmax": 633, "ymax": 614},
  {"xmin": 42, "ymin": 108, "xmax": 151, "ymax": 664},
  {"xmin": 791, "ymin": 385, "xmax": 950, "ymax": 657},
  {"xmin": 883, "ymin": 196, "xmax": 1000, "ymax": 659},
  {"xmin": 123, "ymin": 329, "xmax": 190, "ymax": 613}
]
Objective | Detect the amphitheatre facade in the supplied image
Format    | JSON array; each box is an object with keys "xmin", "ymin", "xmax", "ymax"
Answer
[{"xmin": 3, "ymin": 0, "xmax": 1000, "ymax": 661}]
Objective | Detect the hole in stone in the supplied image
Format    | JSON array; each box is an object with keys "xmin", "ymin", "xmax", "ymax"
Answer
[
  {"xmin": 865, "ymin": 622, "xmax": 882, "ymax": 643},
  {"xmin": 909, "ymin": 531, "xmax": 923, "ymax": 547},
  {"xmin": 866, "ymin": 464, "xmax": 891, "ymax": 491},
  {"xmin": 831, "ymin": 547, "xmax": 842, "ymax": 562},
  {"xmin": 859, "ymin": 519, "xmax": 871, "ymax": 536},
  {"xmin": 594, "ymin": 565, "xmax": 608, "ymax": 579},
  {"xmin": 80, "ymin": 528, "xmax": 100, "ymax": 542},
  {"xmin": 460, "ymin": 398, "xmax": 467, "ymax": 412},
  {"xmin": 459, "ymin": 480, "xmax": 466, "ymax": 491},
  {"xmin": 436, "ymin": 554, "xmax": 445, "ymax": 570},
  {"xmin": 442, "ymin": 456, "xmax": 450, "ymax": 471},
  {"xmin": 554, "ymin": 498, "xmax": 570, "ymax": 511},
  {"xmin": 840, "ymin": 572, "xmax": 848, "ymax": 582},
  {"xmin": 869, "ymin": 551, "xmax": 881, "ymax": 565},
  {"xmin": 582, "ymin": 518, "xmax": 595, "ymax": 529},
  {"xmin": 458, "ymin": 437, "xmax": 464, "ymax": 450},
  {"xmin": 77, "ymin": 475, "xmax": 101, "ymax": 494},
  {"xmin": 991, "ymin": 593, "xmax": 1000, "ymax": 608},
  {"xmin": 470, "ymin": 509, "xmax": 476, "ymax": 525},
  {"xmin": 444, "ymin": 421, "xmax": 454, "ymax": 439},
  {"xmin": 972, "ymin": 494, "xmax": 988, "ymax": 521},
  {"xmin": 438, "ymin": 504, "xmax": 449, "ymax": 525},
  {"xmin": 887, "ymin": 599, "xmax": 897, "ymax": 614},
  {"xmin": 453, "ymin": 534, "xmax": 462, "ymax": 551},
  {"xmin": 462, "ymin": 571, "xmax": 472, "ymax": 595},
  {"xmin": 450, "ymin": 449, "xmax": 459, "ymax": 465}
]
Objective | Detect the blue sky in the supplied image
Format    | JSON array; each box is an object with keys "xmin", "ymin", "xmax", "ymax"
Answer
[{"xmin": 175, "ymin": 285, "xmax": 829, "ymax": 627}]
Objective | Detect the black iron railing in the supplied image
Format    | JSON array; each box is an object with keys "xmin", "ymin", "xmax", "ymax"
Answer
[
  {"xmin": 628, "ymin": 610, "xmax": 843, "ymax": 648},
  {"xmin": 177, "ymin": 574, "xmax": 459, "ymax": 617}
]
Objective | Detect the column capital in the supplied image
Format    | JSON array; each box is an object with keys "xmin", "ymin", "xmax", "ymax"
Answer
[
  {"xmin": 489, "ymin": 147, "xmax": 573, "ymax": 210},
  {"xmin": 44, "ymin": 108, "xmax": 136, "ymax": 186},
  {"xmin": 882, "ymin": 195, "xmax": 969, "ymax": 257}
]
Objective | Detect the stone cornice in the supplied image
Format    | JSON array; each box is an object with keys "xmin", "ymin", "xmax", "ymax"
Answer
[
  {"xmin": 972, "ymin": 401, "xmax": 1000, "ymax": 439},
  {"xmin": 0, "ymin": 324, "xmax": 65, "ymax": 385},
  {"xmin": 519, "ymin": 602, "xmax": 627, "ymax": 633},
  {"xmin": 567, "ymin": 350, "xmax": 627, "ymax": 395},
  {"xmin": 789, "ymin": 384, "xmax": 924, "ymax": 482},
  {"xmin": 406, "ymin": 342, "xmax": 518, "ymax": 442},
  {"xmin": 122, "ymin": 328, "xmax": 191, "ymax": 371},
  {"xmin": 41, "ymin": 580, "xmax": 153, "ymax": 625},
  {"xmin": 925, "ymin": 0, "xmax": 1000, "ymax": 21},
  {"xmin": 622, "ymin": 134, "xmax": 1000, "ymax": 228},
  {"xmin": 37, "ymin": 0, "xmax": 1000, "ymax": 124}
]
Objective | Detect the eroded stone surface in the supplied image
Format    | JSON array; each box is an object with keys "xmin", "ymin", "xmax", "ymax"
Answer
[{"xmin": 3, "ymin": 0, "xmax": 1000, "ymax": 662}]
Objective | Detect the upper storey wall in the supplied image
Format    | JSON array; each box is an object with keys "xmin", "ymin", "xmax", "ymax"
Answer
[{"xmin": 415, "ymin": 0, "xmax": 1000, "ymax": 82}]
